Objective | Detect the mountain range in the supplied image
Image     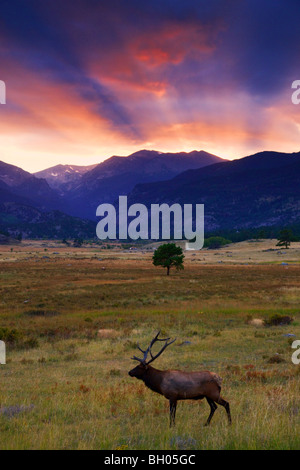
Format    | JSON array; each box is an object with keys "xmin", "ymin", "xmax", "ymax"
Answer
[
  {"xmin": 37, "ymin": 150, "xmax": 224, "ymax": 219},
  {"xmin": 0, "ymin": 149, "xmax": 223, "ymax": 238},
  {"xmin": 128, "ymin": 151, "xmax": 300, "ymax": 231},
  {"xmin": 0, "ymin": 149, "xmax": 299, "ymax": 239},
  {"xmin": 34, "ymin": 163, "xmax": 98, "ymax": 193}
]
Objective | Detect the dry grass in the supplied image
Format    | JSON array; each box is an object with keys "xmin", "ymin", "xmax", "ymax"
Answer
[{"xmin": 0, "ymin": 240, "xmax": 299, "ymax": 449}]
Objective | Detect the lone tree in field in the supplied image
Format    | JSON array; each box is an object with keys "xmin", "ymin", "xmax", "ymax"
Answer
[
  {"xmin": 152, "ymin": 243, "xmax": 184, "ymax": 276},
  {"xmin": 276, "ymin": 229, "xmax": 294, "ymax": 249}
]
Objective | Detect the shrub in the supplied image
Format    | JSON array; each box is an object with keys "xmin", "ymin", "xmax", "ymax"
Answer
[
  {"xmin": 267, "ymin": 354, "xmax": 285, "ymax": 364},
  {"xmin": 24, "ymin": 309, "xmax": 60, "ymax": 317},
  {"xmin": 0, "ymin": 327, "xmax": 38, "ymax": 350},
  {"xmin": 204, "ymin": 236, "xmax": 231, "ymax": 249},
  {"xmin": 0, "ymin": 327, "xmax": 23, "ymax": 344},
  {"xmin": 264, "ymin": 314, "xmax": 293, "ymax": 326}
]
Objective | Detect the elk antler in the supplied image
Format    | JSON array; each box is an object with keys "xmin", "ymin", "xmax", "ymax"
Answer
[{"xmin": 132, "ymin": 331, "xmax": 176, "ymax": 365}]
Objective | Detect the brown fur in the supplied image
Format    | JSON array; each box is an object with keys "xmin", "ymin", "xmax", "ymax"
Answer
[{"xmin": 129, "ymin": 363, "xmax": 231, "ymax": 427}]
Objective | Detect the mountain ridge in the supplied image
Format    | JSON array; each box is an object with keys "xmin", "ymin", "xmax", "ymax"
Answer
[
  {"xmin": 1, "ymin": 149, "xmax": 299, "ymax": 238},
  {"xmin": 64, "ymin": 149, "xmax": 224, "ymax": 219},
  {"xmin": 34, "ymin": 163, "xmax": 98, "ymax": 193},
  {"xmin": 0, "ymin": 148, "xmax": 224, "ymax": 236},
  {"xmin": 127, "ymin": 151, "xmax": 300, "ymax": 231},
  {"xmin": 0, "ymin": 160, "xmax": 62, "ymax": 211}
]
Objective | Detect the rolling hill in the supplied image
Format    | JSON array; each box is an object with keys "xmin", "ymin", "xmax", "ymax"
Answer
[{"xmin": 0, "ymin": 202, "xmax": 95, "ymax": 239}]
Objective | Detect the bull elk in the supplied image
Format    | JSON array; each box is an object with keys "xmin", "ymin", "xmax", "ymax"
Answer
[{"xmin": 128, "ymin": 331, "xmax": 231, "ymax": 427}]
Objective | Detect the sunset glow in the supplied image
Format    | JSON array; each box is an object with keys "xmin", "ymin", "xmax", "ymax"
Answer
[{"xmin": 1, "ymin": 1, "xmax": 299, "ymax": 172}]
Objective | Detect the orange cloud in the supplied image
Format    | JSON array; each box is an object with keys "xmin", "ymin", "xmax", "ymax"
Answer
[
  {"xmin": 133, "ymin": 22, "xmax": 216, "ymax": 68},
  {"xmin": 88, "ymin": 20, "xmax": 218, "ymax": 99}
]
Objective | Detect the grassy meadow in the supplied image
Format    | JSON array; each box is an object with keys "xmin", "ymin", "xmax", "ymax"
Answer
[{"xmin": 0, "ymin": 239, "xmax": 299, "ymax": 450}]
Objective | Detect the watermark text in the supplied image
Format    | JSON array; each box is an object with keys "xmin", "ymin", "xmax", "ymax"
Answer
[
  {"xmin": 291, "ymin": 80, "xmax": 300, "ymax": 104},
  {"xmin": 0, "ymin": 340, "xmax": 6, "ymax": 364},
  {"xmin": 96, "ymin": 196, "xmax": 204, "ymax": 250},
  {"xmin": 291, "ymin": 340, "xmax": 300, "ymax": 365},
  {"xmin": 0, "ymin": 80, "xmax": 6, "ymax": 104}
]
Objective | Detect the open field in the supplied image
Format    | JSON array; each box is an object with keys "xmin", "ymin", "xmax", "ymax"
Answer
[{"xmin": 0, "ymin": 240, "xmax": 299, "ymax": 449}]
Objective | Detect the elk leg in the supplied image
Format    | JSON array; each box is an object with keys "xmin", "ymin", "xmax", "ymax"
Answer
[
  {"xmin": 169, "ymin": 400, "xmax": 177, "ymax": 427},
  {"xmin": 204, "ymin": 398, "xmax": 217, "ymax": 426},
  {"xmin": 217, "ymin": 397, "xmax": 232, "ymax": 425}
]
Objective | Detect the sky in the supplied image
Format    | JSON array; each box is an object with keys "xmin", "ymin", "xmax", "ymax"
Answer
[{"xmin": 0, "ymin": 0, "xmax": 300, "ymax": 172}]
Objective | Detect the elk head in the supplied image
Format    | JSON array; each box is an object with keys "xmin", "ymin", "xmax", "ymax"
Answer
[{"xmin": 128, "ymin": 331, "xmax": 176, "ymax": 379}]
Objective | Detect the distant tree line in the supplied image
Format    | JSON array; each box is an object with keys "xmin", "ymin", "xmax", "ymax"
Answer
[{"xmin": 204, "ymin": 225, "xmax": 300, "ymax": 243}]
